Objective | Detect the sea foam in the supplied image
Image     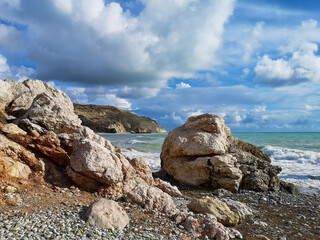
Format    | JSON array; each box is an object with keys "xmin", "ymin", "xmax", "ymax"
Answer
[
  {"xmin": 122, "ymin": 148, "xmax": 161, "ymax": 171},
  {"xmin": 262, "ymin": 145, "xmax": 320, "ymax": 193}
]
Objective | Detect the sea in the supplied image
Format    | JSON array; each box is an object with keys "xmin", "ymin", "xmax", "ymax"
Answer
[{"xmin": 100, "ymin": 132, "xmax": 320, "ymax": 194}]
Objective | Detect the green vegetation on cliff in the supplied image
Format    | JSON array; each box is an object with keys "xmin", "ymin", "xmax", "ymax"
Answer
[{"xmin": 74, "ymin": 104, "xmax": 166, "ymax": 133}]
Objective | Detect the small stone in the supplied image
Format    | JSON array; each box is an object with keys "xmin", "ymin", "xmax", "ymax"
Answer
[{"xmin": 4, "ymin": 186, "xmax": 17, "ymax": 193}]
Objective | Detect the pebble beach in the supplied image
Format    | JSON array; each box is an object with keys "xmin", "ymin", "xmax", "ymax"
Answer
[{"xmin": 1, "ymin": 180, "xmax": 319, "ymax": 240}]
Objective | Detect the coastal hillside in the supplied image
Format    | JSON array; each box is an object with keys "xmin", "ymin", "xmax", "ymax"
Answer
[{"xmin": 73, "ymin": 103, "xmax": 166, "ymax": 133}]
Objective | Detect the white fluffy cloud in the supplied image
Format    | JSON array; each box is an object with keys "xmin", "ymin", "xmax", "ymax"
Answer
[
  {"xmin": 0, "ymin": 0, "xmax": 236, "ymax": 98},
  {"xmin": 255, "ymin": 42, "xmax": 320, "ymax": 86},
  {"xmin": 254, "ymin": 19, "xmax": 320, "ymax": 87},
  {"xmin": 176, "ymin": 82, "xmax": 191, "ymax": 89},
  {"xmin": 104, "ymin": 93, "xmax": 132, "ymax": 109},
  {"xmin": 255, "ymin": 55, "xmax": 294, "ymax": 84},
  {"xmin": 0, "ymin": 54, "xmax": 35, "ymax": 81}
]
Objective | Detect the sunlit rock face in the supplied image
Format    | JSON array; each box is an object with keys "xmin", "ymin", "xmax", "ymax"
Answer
[
  {"xmin": 161, "ymin": 113, "xmax": 283, "ymax": 192},
  {"xmin": 0, "ymin": 79, "xmax": 182, "ymax": 214}
]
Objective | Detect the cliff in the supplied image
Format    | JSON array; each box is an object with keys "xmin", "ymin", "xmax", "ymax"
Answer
[{"xmin": 73, "ymin": 104, "xmax": 166, "ymax": 133}]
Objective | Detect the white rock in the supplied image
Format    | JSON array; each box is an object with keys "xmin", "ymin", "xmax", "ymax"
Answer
[
  {"xmin": 69, "ymin": 138, "xmax": 124, "ymax": 185},
  {"xmin": 127, "ymin": 184, "xmax": 178, "ymax": 215},
  {"xmin": 85, "ymin": 198, "xmax": 129, "ymax": 230}
]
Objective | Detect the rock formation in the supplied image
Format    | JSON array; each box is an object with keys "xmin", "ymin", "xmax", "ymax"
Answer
[
  {"xmin": 0, "ymin": 79, "xmax": 243, "ymax": 239},
  {"xmin": 74, "ymin": 103, "xmax": 166, "ymax": 133},
  {"xmin": 161, "ymin": 114, "xmax": 291, "ymax": 193}
]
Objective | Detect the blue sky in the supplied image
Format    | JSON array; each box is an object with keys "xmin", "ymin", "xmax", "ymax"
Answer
[{"xmin": 1, "ymin": 0, "xmax": 320, "ymax": 132}]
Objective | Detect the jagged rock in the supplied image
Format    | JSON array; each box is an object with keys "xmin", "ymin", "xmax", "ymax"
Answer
[
  {"xmin": 187, "ymin": 197, "xmax": 241, "ymax": 226},
  {"xmin": 126, "ymin": 183, "xmax": 179, "ymax": 214},
  {"xmin": 16, "ymin": 92, "xmax": 81, "ymax": 134},
  {"xmin": 74, "ymin": 103, "xmax": 166, "ymax": 133},
  {"xmin": 85, "ymin": 198, "xmax": 129, "ymax": 230},
  {"xmin": 66, "ymin": 166, "xmax": 104, "ymax": 192},
  {"xmin": 176, "ymin": 211, "xmax": 242, "ymax": 239},
  {"xmin": 31, "ymin": 131, "xmax": 70, "ymax": 166},
  {"xmin": 223, "ymin": 199, "xmax": 253, "ymax": 223},
  {"xmin": 129, "ymin": 158, "xmax": 154, "ymax": 186},
  {"xmin": 0, "ymin": 133, "xmax": 43, "ymax": 173},
  {"xmin": 3, "ymin": 159, "xmax": 31, "ymax": 179},
  {"xmin": 0, "ymin": 123, "xmax": 27, "ymax": 138},
  {"xmin": 69, "ymin": 138, "xmax": 124, "ymax": 186},
  {"xmin": 161, "ymin": 114, "xmax": 284, "ymax": 192},
  {"xmin": 153, "ymin": 178, "xmax": 183, "ymax": 197}
]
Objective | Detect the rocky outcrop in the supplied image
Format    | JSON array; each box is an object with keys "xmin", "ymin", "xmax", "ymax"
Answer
[
  {"xmin": 74, "ymin": 103, "xmax": 166, "ymax": 133},
  {"xmin": 0, "ymin": 79, "xmax": 180, "ymax": 211},
  {"xmin": 85, "ymin": 198, "xmax": 130, "ymax": 230},
  {"xmin": 0, "ymin": 79, "xmax": 243, "ymax": 239},
  {"xmin": 161, "ymin": 114, "xmax": 284, "ymax": 193}
]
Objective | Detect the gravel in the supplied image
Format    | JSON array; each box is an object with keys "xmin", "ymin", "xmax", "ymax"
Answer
[
  {"xmin": 1, "ymin": 182, "xmax": 319, "ymax": 240},
  {"xmin": 0, "ymin": 203, "xmax": 192, "ymax": 240}
]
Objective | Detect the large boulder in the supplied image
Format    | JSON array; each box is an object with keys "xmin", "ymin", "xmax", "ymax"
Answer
[
  {"xmin": 16, "ymin": 92, "xmax": 81, "ymax": 134},
  {"xmin": 68, "ymin": 138, "xmax": 124, "ymax": 186},
  {"xmin": 161, "ymin": 114, "xmax": 282, "ymax": 192},
  {"xmin": 0, "ymin": 79, "xmax": 74, "ymax": 122}
]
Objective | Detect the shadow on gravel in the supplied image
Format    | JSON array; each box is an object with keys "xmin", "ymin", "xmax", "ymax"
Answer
[{"xmin": 78, "ymin": 206, "xmax": 89, "ymax": 221}]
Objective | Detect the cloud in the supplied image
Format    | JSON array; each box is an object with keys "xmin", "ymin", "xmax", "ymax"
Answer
[
  {"xmin": 255, "ymin": 42, "xmax": 320, "ymax": 86},
  {"xmin": 241, "ymin": 68, "xmax": 250, "ymax": 79},
  {"xmin": 0, "ymin": 0, "xmax": 236, "ymax": 98},
  {"xmin": 252, "ymin": 19, "xmax": 320, "ymax": 87},
  {"xmin": 103, "ymin": 93, "xmax": 132, "ymax": 109},
  {"xmin": 254, "ymin": 55, "xmax": 294, "ymax": 85},
  {"xmin": 161, "ymin": 112, "xmax": 184, "ymax": 124},
  {"xmin": 242, "ymin": 22, "xmax": 264, "ymax": 62},
  {"xmin": 116, "ymin": 86, "xmax": 160, "ymax": 99},
  {"xmin": 60, "ymin": 85, "xmax": 133, "ymax": 109},
  {"xmin": 186, "ymin": 110, "xmax": 203, "ymax": 118},
  {"xmin": 0, "ymin": 54, "xmax": 36, "ymax": 81},
  {"xmin": 0, "ymin": 23, "xmax": 24, "ymax": 50},
  {"xmin": 305, "ymin": 105, "xmax": 320, "ymax": 111},
  {"xmin": 176, "ymin": 82, "xmax": 191, "ymax": 89}
]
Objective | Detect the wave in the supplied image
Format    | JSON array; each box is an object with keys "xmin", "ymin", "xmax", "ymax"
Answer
[
  {"xmin": 261, "ymin": 145, "xmax": 320, "ymax": 192},
  {"xmin": 262, "ymin": 145, "xmax": 320, "ymax": 164},
  {"xmin": 128, "ymin": 139, "xmax": 145, "ymax": 144},
  {"xmin": 122, "ymin": 148, "xmax": 161, "ymax": 171}
]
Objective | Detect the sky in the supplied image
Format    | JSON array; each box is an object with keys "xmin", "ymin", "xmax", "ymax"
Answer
[{"xmin": 0, "ymin": 0, "xmax": 320, "ymax": 132}]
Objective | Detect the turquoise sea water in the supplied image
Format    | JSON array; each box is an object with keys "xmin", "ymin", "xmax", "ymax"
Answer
[
  {"xmin": 233, "ymin": 132, "xmax": 320, "ymax": 152},
  {"xmin": 101, "ymin": 132, "xmax": 320, "ymax": 193}
]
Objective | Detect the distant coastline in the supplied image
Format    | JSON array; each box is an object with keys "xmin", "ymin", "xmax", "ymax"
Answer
[{"xmin": 74, "ymin": 103, "xmax": 166, "ymax": 134}]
